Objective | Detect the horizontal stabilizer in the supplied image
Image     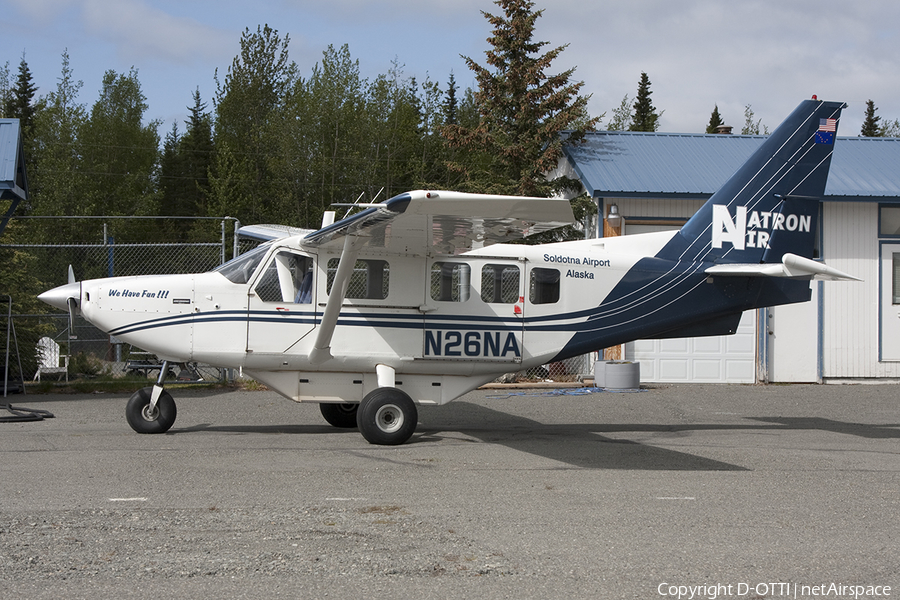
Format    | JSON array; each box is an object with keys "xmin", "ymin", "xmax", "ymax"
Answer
[{"xmin": 705, "ymin": 253, "xmax": 861, "ymax": 281}]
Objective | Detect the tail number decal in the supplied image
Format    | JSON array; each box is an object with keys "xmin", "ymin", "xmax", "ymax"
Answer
[
  {"xmin": 712, "ymin": 204, "xmax": 811, "ymax": 250},
  {"xmin": 425, "ymin": 330, "xmax": 520, "ymax": 358}
]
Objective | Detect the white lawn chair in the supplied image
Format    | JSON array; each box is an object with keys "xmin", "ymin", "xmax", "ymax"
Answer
[{"xmin": 34, "ymin": 336, "xmax": 69, "ymax": 382}]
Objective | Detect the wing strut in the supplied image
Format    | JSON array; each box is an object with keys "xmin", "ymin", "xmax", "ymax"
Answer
[{"xmin": 309, "ymin": 234, "xmax": 364, "ymax": 364}]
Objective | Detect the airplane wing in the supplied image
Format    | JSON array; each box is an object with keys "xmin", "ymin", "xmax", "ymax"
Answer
[
  {"xmin": 705, "ymin": 253, "xmax": 861, "ymax": 281},
  {"xmin": 237, "ymin": 224, "xmax": 317, "ymax": 242},
  {"xmin": 298, "ymin": 190, "xmax": 574, "ymax": 364},
  {"xmin": 297, "ymin": 190, "xmax": 575, "ymax": 255}
]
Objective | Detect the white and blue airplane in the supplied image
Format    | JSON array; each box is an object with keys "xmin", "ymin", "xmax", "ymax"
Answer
[{"xmin": 39, "ymin": 98, "xmax": 858, "ymax": 445}]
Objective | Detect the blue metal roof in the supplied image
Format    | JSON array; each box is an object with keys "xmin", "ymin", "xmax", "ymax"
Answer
[{"xmin": 562, "ymin": 131, "xmax": 900, "ymax": 201}]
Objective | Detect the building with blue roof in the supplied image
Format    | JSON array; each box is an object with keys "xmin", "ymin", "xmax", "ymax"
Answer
[
  {"xmin": 0, "ymin": 119, "xmax": 28, "ymax": 236},
  {"xmin": 559, "ymin": 131, "xmax": 900, "ymax": 384}
]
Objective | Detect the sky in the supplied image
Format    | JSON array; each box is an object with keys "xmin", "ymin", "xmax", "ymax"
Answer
[{"xmin": 2, "ymin": 0, "xmax": 900, "ymax": 138}]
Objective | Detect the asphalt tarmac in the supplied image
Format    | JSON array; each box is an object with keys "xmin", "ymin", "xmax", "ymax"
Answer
[{"xmin": 1, "ymin": 383, "xmax": 898, "ymax": 599}]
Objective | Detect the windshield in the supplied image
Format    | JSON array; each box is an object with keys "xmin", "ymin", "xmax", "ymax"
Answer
[{"xmin": 214, "ymin": 244, "xmax": 271, "ymax": 284}]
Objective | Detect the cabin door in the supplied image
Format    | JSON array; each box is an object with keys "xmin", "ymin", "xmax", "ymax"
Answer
[
  {"xmin": 423, "ymin": 259, "xmax": 525, "ymax": 364},
  {"xmin": 247, "ymin": 249, "xmax": 318, "ymax": 353}
]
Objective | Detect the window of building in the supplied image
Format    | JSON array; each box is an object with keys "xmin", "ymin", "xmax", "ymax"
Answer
[
  {"xmin": 529, "ymin": 268, "xmax": 560, "ymax": 304},
  {"xmin": 481, "ymin": 264, "xmax": 520, "ymax": 303},
  {"xmin": 893, "ymin": 254, "xmax": 900, "ymax": 305},
  {"xmin": 880, "ymin": 205, "xmax": 900, "ymax": 237},
  {"xmin": 326, "ymin": 258, "xmax": 390, "ymax": 299},
  {"xmin": 430, "ymin": 262, "xmax": 471, "ymax": 302}
]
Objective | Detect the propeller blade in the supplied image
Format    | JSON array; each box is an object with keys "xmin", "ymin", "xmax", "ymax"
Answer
[{"xmin": 67, "ymin": 297, "xmax": 78, "ymax": 339}]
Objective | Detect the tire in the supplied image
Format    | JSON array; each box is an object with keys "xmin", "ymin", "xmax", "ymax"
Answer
[
  {"xmin": 319, "ymin": 403, "xmax": 359, "ymax": 428},
  {"xmin": 356, "ymin": 388, "xmax": 417, "ymax": 446},
  {"xmin": 125, "ymin": 386, "xmax": 177, "ymax": 434}
]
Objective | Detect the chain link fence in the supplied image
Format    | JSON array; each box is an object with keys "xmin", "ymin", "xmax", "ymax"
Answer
[{"xmin": 2, "ymin": 216, "xmax": 251, "ymax": 385}]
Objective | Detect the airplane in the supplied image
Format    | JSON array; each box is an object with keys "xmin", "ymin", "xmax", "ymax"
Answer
[{"xmin": 38, "ymin": 97, "xmax": 859, "ymax": 446}]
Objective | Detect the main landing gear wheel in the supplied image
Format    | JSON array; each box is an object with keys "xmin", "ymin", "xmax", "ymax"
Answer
[
  {"xmin": 125, "ymin": 386, "xmax": 177, "ymax": 434},
  {"xmin": 356, "ymin": 388, "xmax": 417, "ymax": 446},
  {"xmin": 320, "ymin": 403, "xmax": 359, "ymax": 428}
]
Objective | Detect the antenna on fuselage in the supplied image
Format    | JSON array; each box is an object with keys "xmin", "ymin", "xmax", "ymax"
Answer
[{"xmin": 330, "ymin": 188, "xmax": 386, "ymax": 221}]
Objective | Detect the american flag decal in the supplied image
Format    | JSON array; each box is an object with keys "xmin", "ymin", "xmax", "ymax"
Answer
[
  {"xmin": 815, "ymin": 117, "xmax": 837, "ymax": 144},
  {"xmin": 819, "ymin": 118, "xmax": 837, "ymax": 132}
]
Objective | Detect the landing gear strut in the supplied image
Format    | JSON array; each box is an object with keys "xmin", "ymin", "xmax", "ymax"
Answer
[
  {"xmin": 356, "ymin": 387, "xmax": 417, "ymax": 446},
  {"xmin": 125, "ymin": 360, "xmax": 177, "ymax": 434}
]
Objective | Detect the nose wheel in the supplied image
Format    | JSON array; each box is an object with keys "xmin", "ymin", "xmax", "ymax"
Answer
[
  {"xmin": 125, "ymin": 386, "xmax": 177, "ymax": 433},
  {"xmin": 125, "ymin": 360, "xmax": 177, "ymax": 434},
  {"xmin": 356, "ymin": 388, "xmax": 417, "ymax": 445}
]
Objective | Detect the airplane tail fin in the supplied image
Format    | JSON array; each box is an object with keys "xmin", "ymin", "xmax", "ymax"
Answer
[{"xmin": 657, "ymin": 98, "xmax": 845, "ymax": 264}]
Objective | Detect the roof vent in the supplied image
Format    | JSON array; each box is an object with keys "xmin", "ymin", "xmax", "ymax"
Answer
[{"xmin": 715, "ymin": 124, "xmax": 733, "ymax": 135}]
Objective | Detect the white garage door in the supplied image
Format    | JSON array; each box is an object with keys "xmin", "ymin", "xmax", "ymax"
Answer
[
  {"xmin": 625, "ymin": 311, "xmax": 757, "ymax": 383},
  {"xmin": 621, "ymin": 221, "xmax": 757, "ymax": 384}
]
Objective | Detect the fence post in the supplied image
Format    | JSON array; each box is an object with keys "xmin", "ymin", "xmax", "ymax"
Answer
[
  {"xmin": 232, "ymin": 218, "xmax": 240, "ymax": 260},
  {"xmin": 107, "ymin": 235, "xmax": 114, "ymax": 277},
  {"xmin": 220, "ymin": 219, "xmax": 226, "ymax": 265}
]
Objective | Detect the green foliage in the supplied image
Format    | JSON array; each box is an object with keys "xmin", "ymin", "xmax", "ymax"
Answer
[
  {"xmin": 706, "ymin": 104, "xmax": 723, "ymax": 133},
  {"xmin": 629, "ymin": 72, "xmax": 661, "ymax": 132},
  {"xmin": 741, "ymin": 104, "xmax": 768, "ymax": 135},
  {"xmin": 607, "ymin": 95, "xmax": 632, "ymax": 131},
  {"xmin": 158, "ymin": 89, "xmax": 215, "ymax": 239},
  {"xmin": 861, "ymin": 100, "xmax": 881, "ymax": 137},
  {"xmin": 880, "ymin": 118, "xmax": 900, "ymax": 138},
  {"xmin": 442, "ymin": 0, "xmax": 600, "ymax": 197},
  {"xmin": 210, "ymin": 25, "xmax": 297, "ymax": 225},
  {"xmin": 5, "ymin": 54, "xmax": 37, "ymax": 133},
  {"xmin": 29, "ymin": 52, "xmax": 86, "ymax": 218},
  {"xmin": 69, "ymin": 351, "xmax": 107, "ymax": 378}
]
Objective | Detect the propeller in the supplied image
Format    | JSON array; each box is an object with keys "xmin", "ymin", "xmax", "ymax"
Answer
[{"xmin": 37, "ymin": 265, "xmax": 81, "ymax": 339}]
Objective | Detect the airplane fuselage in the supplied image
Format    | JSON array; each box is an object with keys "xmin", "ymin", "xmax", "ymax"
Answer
[{"xmin": 70, "ymin": 227, "xmax": 805, "ymax": 407}]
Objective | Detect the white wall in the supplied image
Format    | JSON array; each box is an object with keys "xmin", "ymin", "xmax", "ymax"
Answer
[{"xmin": 821, "ymin": 202, "xmax": 900, "ymax": 378}]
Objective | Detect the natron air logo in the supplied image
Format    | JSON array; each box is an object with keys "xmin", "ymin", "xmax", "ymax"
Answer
[{"xmin": 711, "ymin": 204, "xmax": 812, "ymax": 250}]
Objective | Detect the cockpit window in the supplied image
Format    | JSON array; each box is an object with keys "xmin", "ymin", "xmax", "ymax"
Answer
[
  {"xmin": 256, "ymin": 252, "xmax": 315, "ymax": 303},
  {"xmin": 214, "ymin": 244, "xmax": 270, "ymax": 284}
]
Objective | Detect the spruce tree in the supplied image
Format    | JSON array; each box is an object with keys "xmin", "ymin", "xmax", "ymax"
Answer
[
  {"xmin": 7, "ymin": 54, "xmax": 37, "ymax": 132},
  {"xmin": 706, "ymin": 104, "xmax": 723, "ymax": 134},
  {"xmin": 861, "ymin": 100, "xmax": 881, "ymax": 137},
  {"xmin": 443, "ymin": 71, "xmax": 458, "ymax": 126},
  {"xmin": 442, "ymin": 0, "xmax": 599, "ymax": 197},
  {"xmin": 629, "ymin": 72, "xmax": 661, "ymax": 132}
]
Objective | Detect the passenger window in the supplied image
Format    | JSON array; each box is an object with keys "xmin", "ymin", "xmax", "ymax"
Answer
[
  {"xmin": 481, "ymin": 264, "xmax": 520, "ymax": 303},
  {"xmin": 431, "ymin": 262, "xmax": 471, "ymax": 302},
  {"xmin": 530, "ymin": 268, "xmax": 560, "ymax": 304},
  {"xmin": 255, "ymin": 252, "xmax": 314, "ymax": 303},
  {"xmin": 326, "ymin": 259, "xmax": 390, "ymax": 299}
]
